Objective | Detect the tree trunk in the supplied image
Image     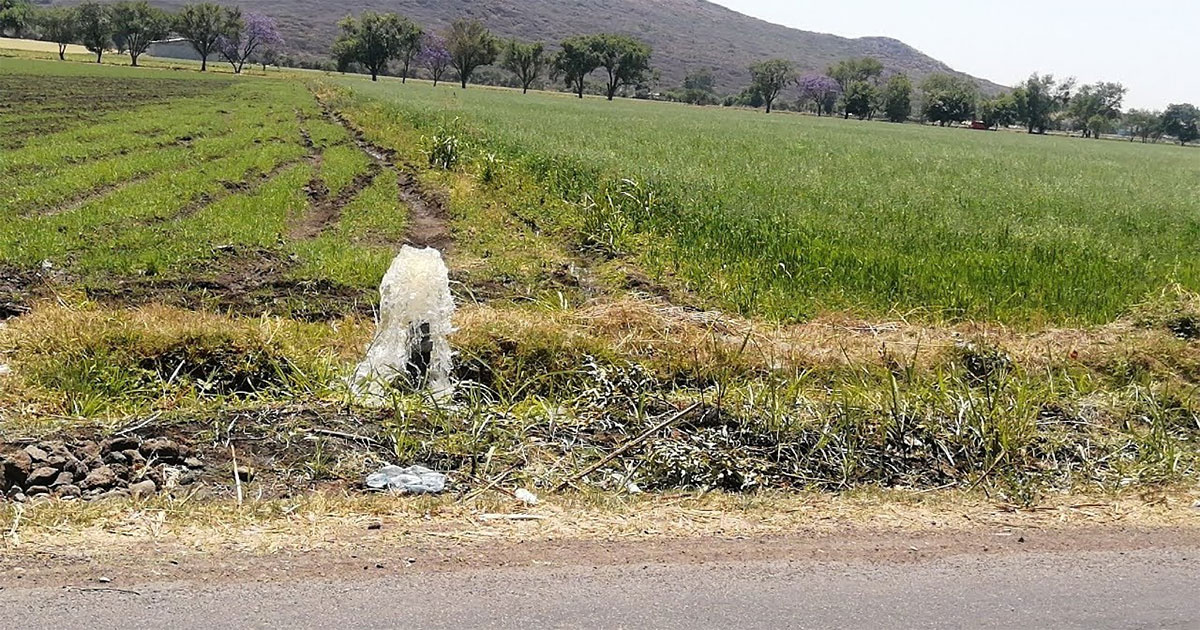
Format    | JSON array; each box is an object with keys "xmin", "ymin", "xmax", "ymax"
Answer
[
  {"xmin": 131, "ymin": 53, "xmax": 139, "ymax": 67},
  {"xmin": 201, "ymin": 56, "xmax": 207, "ymax": 72},
  {"xmin": 58, "ymin": 44, "xmax": 65, "ymax": 60},
  {"xmin": 95, "ymin": 51, "xmax": 102, "ymax": 64},
  {"xmin": 371, "ymin": 70, "xmax": 378, "ymax": 81},
  {"xmin": 765, "ymin": 99, "xmax": 773, "ymax": 114}
]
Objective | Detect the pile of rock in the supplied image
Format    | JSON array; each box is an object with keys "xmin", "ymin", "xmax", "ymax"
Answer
[{"xmin": 1, "ymin": 436, "xmax": 203, "ymax": 502}]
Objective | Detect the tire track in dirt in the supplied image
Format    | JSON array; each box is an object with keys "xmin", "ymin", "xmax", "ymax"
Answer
[
  {"xmin": 316, "ymin": 96, "xmax": 453, "ymax": 253},
  {"xmin": 288, "ymin": 163, "xmax": 382, "ymax": 241}
]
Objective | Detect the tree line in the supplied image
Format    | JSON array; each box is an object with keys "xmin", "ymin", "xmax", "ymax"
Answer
[
  {"xmin": 4, "ymin": 0, "xmax": 1195, "ymax": 144},
  {"xmin": 330, "ymin": 11, "xmax": 653, "ymax": 100},
  {"xmin": 2, "ymin": 0, "xmax": 282, "ymax": 72},
  {"xmin": 728, "ymin": 56, "xmax": 1198, "ymax": 144}
]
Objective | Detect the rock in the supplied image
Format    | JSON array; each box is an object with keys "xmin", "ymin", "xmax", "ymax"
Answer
[
  {"xmin": 101, "ymin": 436, "xmax": 141, "ymax": 454},
  {"xmin": 128, "ymin": 479, "xmax": 157, "ymax": 498},
  {"xmin": 81, "ymin": 465, "xmax": 118, "ymax": 490},
  {"xmin": 107, "ymin": 464, "xmax": 130, "ymax": 482},
  {"xmin": 183, "ymin": 457, "xmax": 204, "ymax": 469},
  {"xmin": 141, "ymin": 438, "xmax": 185, "ymax": 462},
  {"xmin": 2, "ymin": 451, "xmax": 32, "ymax": 487},
  {"xmin": 7, "ymin": 485, "xmax": 24, "ymax": 499},
  {"xmin": 51, "ymin": 471, "xmax": 74, "ymax": 488},
  {"xmin": 178, "ymin": 470, "xmax": 202, "ymax": 486},
  {"xmin": 11, "ymin": 492, "xmax": 27, "ymax": 503},
  {"xmin": 76, "ymin": 441, "xmax": 101, "ymax": 466},
  {"xmin": 23, "ymin": 445, "xmax": 49, "ymax": 463},
  {"xmin": 123, "ymin": 449, "xmax": 146, "ymax": 468},
  {"xmin": 129, "ymin": 480, "xmax": 157, "ymax": 499},
  {"xmin": 25, "ymin": 485, "xmax": 50, "ymax": 497},
  {"xmin": 26, "ymin": 466, "xmax": 59, "ymax": 487},
  {"xmin": 56, "ymin": 484, "xmax": 81, "ymax": 498},
  {"xmin": 102, "ymin": 451, "xmax": 128, "ymax": 466},
  {"xmin": 95, "ymin": 488, "xmax": 129, "ymax": 501}
]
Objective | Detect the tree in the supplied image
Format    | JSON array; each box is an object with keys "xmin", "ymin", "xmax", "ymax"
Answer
[
  {"xmin": 1014, "ymin": 73, "xmax": 1074, "ymax": 134},
  {"xmin": 920, "ymin": 73, "xmax": 978, "ymax": 126},
  {"xmin": 552, "ymin": 35, "xmax": 599, "ymax": 98},
  {"xmin": 331, "ymin": 34, "xmax": 356, "ymax": 73},
  {"xmin": 35, "ymin": 6, "xmax": 76, "ymax": 60},
  {"xmin": 748, "ymin": 59, "xmax": 795, "ymax": 114},
  {"xmin": 1161, "ymin": 103, "xmax": 1200, "ymax": 145},
  {"xmin": 332, "ymin": 12, "xmax": 406, "ymax": 82},
  {"xmin": 445, "ymin": 19, "xmax": 498, "ymax": 89},
  {"xmin": 393, "ymin": 16, "xmax": 422, "ymax": 83},
  {"xmin": 1066, "ymin": 81, "xmax": 1125, "ymax": 138},
  {"xmin": 881, "ymin": 74, "xmax": 912, "ymax": 122},
  {"xmin": 797, "ymin": 74, "xmax": 840, "ymax": 116},
  {"xmin": 111, "ymin": 1, "xmax": 169, "ymax": 67},
  {"xmin": 75, "ymin": 2, "xmax": 112, "ymax": 64},
  {"xmin": 586, "ymin": 34, "xmax": 651, "ymax": 101},
  {"xmin": 673, "ymin": 68, "xmax": 717, "ymax": 105},
  {"xmin": 175, "ymin": 3, "xmax": 242, "ymax": 72},
  {"xmin": 1123, "ymin": 109, "xmax": 1162, "ymax": 143},
  {"xmin": 978, "ymin": 92, "xmax": 1019, "ymax": 129},
  {"xmin": 501, "ymin": 39, "xmax": 546, "ymax": 94},
  {"xmin": 418, "ymin": 34, "xmax": 451, "ymax": 86},
  {"xmin": 217, "ymin": 12, "xmax": 282, "ymax": 74},
  {"xmin": 843, "ymin": 80, "xmax": 878, "ymax": 120},
  {"xmin": 0, "ymin": 0, "xmax": 33, "ymax": 37},
  {"xmin": 828, "ymin": 57, "xmax": 884, "ymax": 118}
]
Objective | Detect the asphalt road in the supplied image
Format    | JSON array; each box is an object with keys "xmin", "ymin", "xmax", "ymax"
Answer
[{"xmin": 2, "ymin": 547, "xmax": 1197, "ymax": 629}]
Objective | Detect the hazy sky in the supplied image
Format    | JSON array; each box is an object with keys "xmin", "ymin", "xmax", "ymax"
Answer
[{"xmin": 711, "ymin": 0, "xmax": 1199, "ymax": 110}]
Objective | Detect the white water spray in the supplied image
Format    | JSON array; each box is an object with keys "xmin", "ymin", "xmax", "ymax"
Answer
[{"xmin": 351, "ymin": 246, "xmax": 455, "ymax": 400}]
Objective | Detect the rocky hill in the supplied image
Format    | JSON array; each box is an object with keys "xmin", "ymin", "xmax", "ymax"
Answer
[{"xmin": 151, "ymin": 0, "xmax": 1005, "ymax": 94}]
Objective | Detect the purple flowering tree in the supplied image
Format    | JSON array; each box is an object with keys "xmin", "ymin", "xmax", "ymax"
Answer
[
  {"xmin": 219, "ymin": 13, "xmax": 284, "ymax": 74},
  {"xmin": 417, "ymin": 35, "xmax": 452, "ymax": 86},
  {"xmin": 798, "ymin": 74, "xmax": 842, "ymax": 117}
]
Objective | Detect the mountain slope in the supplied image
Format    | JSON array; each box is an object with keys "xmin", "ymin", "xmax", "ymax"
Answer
[{"xmin": 156, "ymin": 0, "xmax": 1004, "ymax": 94}]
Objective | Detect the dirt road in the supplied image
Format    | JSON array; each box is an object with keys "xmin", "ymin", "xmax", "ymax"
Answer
[{"xmin": 2, "ymin": 527, "xmax": 1198, "ymax": 629}]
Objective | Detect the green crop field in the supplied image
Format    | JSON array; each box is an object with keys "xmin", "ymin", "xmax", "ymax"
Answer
[
  {"xmin": 0, "ymin": 58, "xmax": 408, "ymax": 318},
  {"xmin": 2, "ymin": 57, "xmax": 1198, "ymax": 501},
  {"xmin": 338, "ymin": 77, "xmax": 1200, "ymax": 325}
]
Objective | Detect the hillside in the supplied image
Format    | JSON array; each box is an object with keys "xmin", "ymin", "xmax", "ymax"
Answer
[{"xmin": 148, "ymin": 0, "xmax": 1004, "ymax": 94}]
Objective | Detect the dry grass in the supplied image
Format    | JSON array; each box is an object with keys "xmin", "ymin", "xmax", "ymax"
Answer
[
  {"xmin": 2, "ymin": 487, "xmax": 1197, "ymax": 555},
  {"xmin": 455, "ymin": 294, "xmax": 1200, "ymax": 378}
]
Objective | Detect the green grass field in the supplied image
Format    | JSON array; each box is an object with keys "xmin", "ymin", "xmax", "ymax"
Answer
[
  {"xmin": 2, "ymin": 57, "xmax": 1198, "ymax": 500},
  {"xmin": 338, "ymin": 77, "xmax": 1200, "ymax": 324},
  {"xmin": 0, "ymin": 58, "xmax": 407, "ymax": 306}
]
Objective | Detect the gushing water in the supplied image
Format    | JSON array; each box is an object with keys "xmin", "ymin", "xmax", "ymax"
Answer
[{"xmin": 351, "ymin": 246, "xmax": 455, "ymax": 399}]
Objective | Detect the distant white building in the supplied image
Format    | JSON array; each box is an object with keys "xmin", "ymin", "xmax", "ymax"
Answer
[{"xmin": 146, "ymin": 38, "xmax": 201, "ymax": 61}]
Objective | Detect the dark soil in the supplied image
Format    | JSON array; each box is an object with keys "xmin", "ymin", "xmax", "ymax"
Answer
[
  {"xmin": 0, "ymin": 264, "xmax": 45, "ymax": 320},
  {"xmin": 288, "ymin": 163, "xmax": 382, "ymax": 241},
  {"xmin": 84, "ymin": 247, "xmax": 376, "ymax": 322},
  {"xmin": 317, "ymin": 97, "xmax": 454, "ymax": 252}
]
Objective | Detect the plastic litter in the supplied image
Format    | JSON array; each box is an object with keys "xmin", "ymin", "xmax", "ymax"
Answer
[
  {"xmin": 365, "ymin": 465, "xmax": 448, "ymax": 494},
  {"xmin": 514, "ymin": 488, "xmax": 539, "ymax": 505}
]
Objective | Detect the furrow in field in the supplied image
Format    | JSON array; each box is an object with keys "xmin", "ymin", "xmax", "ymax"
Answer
[
  {"xmin": 288, "ymin": 162, "xmax": 381, "ymax": 241},
  {"xmin": 0, "ymin": 137, "xmax": 307, "ymax": 267},
  {"xmin": 0, "ymin": 88, "xmax": 265, "ymax": 177}
]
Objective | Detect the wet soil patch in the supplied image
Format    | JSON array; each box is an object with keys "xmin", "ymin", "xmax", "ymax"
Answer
[
  {"xmin": 0, "ymin": 264, "xmax": 48, "ymax": 320},
  {"xmin": 288, "ymin": 163, "xmax": 382, "ymax": 241},
  {"xmin": 84, "ymin": 247, "xmax": 376, "ymax": 322},
  {"xmin": 316, "ymin": 97, "xmax": 454, "ymax": 252}
]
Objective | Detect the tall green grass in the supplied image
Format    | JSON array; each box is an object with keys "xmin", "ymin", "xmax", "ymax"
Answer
[{"xmin": 340, "ymin": 78, "xmax": 1200, "ymax": 325}]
